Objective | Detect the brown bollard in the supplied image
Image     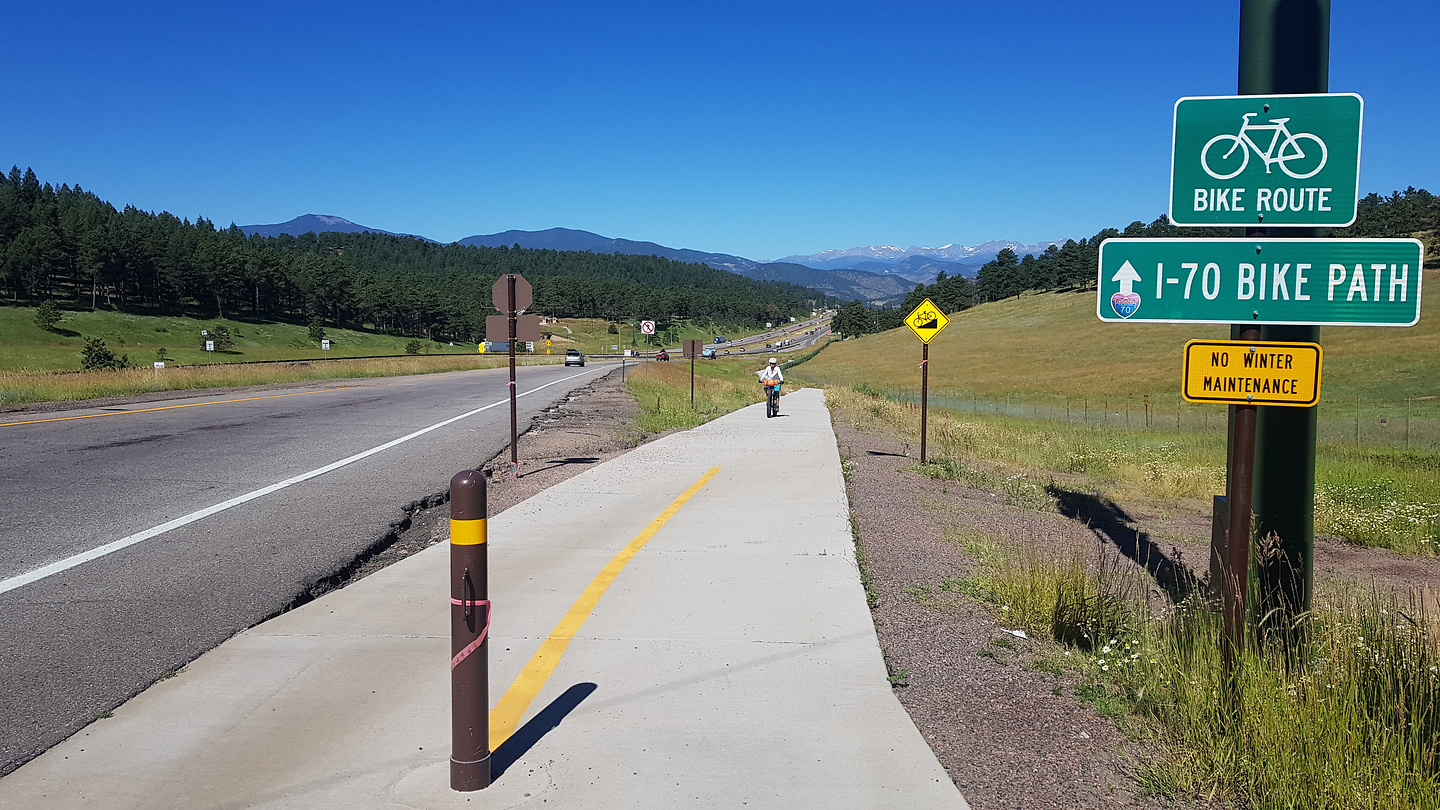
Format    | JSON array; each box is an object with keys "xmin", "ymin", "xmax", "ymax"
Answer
[{"xmin": 450, "ymin": 470, "xmax": 491, "ymax": 790}]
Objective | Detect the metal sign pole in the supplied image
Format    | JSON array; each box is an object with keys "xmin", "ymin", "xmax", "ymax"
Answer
[
  {"xmin": 507, "ymin": 275, "xmax": 518, "ymax": 479},
  {"xmin": 690, "ymin": 349, "xmax": 695, "ymax": 408},
  {"xmin": 920, "ymin": 343, "xmax": 929, "ymax": 463},
  {"xmin": 1241, "ymin": 0, "xmax": 1327, "ymax": 634},
  {"xmin": 1223, "ymin": 326, "xmax": 1261, "ymax": 710}
]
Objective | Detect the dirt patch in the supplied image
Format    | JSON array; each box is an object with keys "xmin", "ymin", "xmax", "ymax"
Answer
[{"xmin": 838, "ymin": 419, "xmax": 1177, "ymax": 809}]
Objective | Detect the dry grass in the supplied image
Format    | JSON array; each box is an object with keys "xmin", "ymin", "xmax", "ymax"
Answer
[{"xmin": 0, "ymin": 354, "xmax": 560, "ymax": 407}]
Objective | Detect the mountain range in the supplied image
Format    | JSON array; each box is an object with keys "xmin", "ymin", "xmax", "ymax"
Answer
[{"xmin": 239, "ymin": 215, "xmax": 1066, "ymax": 305}]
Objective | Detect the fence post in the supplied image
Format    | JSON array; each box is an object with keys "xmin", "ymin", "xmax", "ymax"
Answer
[{"xmin": 450, "ymin": 470, "xmax": 491, "ymax": 791}]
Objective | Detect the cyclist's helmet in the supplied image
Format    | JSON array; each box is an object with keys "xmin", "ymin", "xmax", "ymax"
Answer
[{"xmin": 769, "ymin": 358, "xmax": 777, "ymax": 364}]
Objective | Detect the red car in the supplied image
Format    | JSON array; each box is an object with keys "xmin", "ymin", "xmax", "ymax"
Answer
[{"xmin": 656, "ymin": 350, "xmax": 669, "ymax": 361}]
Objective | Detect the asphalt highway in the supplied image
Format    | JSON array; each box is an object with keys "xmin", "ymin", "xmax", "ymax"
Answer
[{"xmin": 0, "ymin": 361, "xmax": 614, "ymax": 775}]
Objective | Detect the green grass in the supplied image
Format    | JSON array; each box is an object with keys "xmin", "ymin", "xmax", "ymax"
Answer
[
  {"xmin": 624, "ymin": 356, "xmax": 770, "ymax": 432},
  {"xmin": 0, "ymin": 306, "xmax": 478, "ymax": 372},
  {"xmin": 796, "ymin": 269, "xmax": 1440, "ymax": 404},
  {"xmin": 830, "ymin": 385, "xmax": 1439, "ymax": 554},
  {"xmin": 0, "ymin": 354, "xmax": 556, "ymax": 408}
]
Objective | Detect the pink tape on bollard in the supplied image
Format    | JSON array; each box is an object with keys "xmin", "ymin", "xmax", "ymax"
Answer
[{"xmin": 450, "ymin": 598, "xmax": 492, "ymax": 670}]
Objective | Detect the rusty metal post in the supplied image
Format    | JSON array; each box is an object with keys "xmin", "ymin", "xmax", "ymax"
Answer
[
  {"xmin": 507, "ymin": 276, "xmax": 519, "ymax": 479},
  {"xmin": 919, "ymin": 343, "xmax": 929, "ymax": 463},
  {"xmin": 1223, "ymin": 329, "xmax": 1261, "ymax": 694},
  {"xmin": 450, "ymin": 470, "xmax": 491, "ymax": 791}
]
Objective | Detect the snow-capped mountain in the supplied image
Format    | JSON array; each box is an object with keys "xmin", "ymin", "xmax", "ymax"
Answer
[{"xmin": 777, "ymin": 239, "xmax": 1067, "ymax": 272}]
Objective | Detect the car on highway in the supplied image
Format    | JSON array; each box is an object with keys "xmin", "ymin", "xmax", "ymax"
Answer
[
  {"xmin": 656, "ymin": 350, "xmax": 669, "ymax": 361},
  {"xmin": 564, "ymin": 349, "xmax": 585, "ymax": 367}
]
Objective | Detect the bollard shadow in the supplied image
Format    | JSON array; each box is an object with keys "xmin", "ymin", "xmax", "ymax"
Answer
[
  {"xmin": 866, "ymin": 450, "xmax": 909, "ymax": 458},
  {"xmin": 522, "ymin": 457, "xmax": 600, "ymax": 478},
  {"xmin": 491, "ymin": 682, "xmax": 597, "ymax": 778},
  {"xmin": 1046, "ymin": 486, "xmax": 1199, "ymax": 603}
]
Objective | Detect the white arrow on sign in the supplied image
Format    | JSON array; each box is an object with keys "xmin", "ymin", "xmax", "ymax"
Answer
[{"xmin": 1112, "ymin": 260, "xmax": 1142, "ymax": 295}]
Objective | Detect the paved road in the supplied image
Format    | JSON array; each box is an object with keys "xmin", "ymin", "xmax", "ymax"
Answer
[
  {"xmin": 0, "ymin": 389, "xmax": 968, "ymax": 808},
  {"xmin": 0, "ymin": 362, "xmax": 614, "ymax": 775}
]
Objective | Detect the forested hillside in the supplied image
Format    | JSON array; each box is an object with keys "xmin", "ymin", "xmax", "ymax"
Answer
[
  {"xmin": 832, "ymin": 187, "xmax": 1438, "ymax": 338},
  {"xmin": 0, "ymin": 167, "xmax": 834, "ymax": 342}
]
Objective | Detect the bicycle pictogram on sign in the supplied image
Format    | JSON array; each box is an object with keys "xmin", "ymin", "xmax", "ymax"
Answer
[{"xmin": 1201, "ymin": 113, "xmax": 1328, "ymax": 180}]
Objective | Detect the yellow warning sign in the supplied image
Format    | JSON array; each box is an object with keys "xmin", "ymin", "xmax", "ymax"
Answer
[
  {"xmin": 904, "ymin": 297, "xmax": 950, "ymax": 344},
  {"xmin": 1182, "ymin": 340, "xmax": 1322, "ymax": 407}
]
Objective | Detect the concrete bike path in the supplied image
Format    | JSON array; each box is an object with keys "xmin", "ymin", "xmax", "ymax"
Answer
[{"xmin": 0, "ymin": 388, "xmax": 968, "ymax": 809}]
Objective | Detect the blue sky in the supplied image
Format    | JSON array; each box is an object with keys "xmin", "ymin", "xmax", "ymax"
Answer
[{"xmin": 5, "ymin": 1, "xmax": 1436, "ymax": 259}]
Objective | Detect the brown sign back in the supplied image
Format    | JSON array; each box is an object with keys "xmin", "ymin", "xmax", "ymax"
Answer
[{"xmin": 491, "ymin": 274, "xmax": 533, "ymax": 313}]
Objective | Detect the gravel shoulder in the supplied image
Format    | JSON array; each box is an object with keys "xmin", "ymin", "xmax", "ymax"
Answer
[{"xmin": 831, "ymin": 401, "xmax": 1439, "ymax": 810}]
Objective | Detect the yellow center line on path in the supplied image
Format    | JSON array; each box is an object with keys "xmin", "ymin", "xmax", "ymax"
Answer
[
  {"xmin": 489, "ymin": 466, "xmax": 723, "ymax": 748},
  {"xmin": 0, "ymin": 388, "xmax": 350, "ymax": 428}
]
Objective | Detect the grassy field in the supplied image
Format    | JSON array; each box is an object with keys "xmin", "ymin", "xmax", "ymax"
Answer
[
  {"xmin": 0, "ymin": 354, "xmax": 563, "ymax": 408},
  {"xmin": 0, "ymin": 306, "xmax": 795, "ymax": 371},
  {"xmin": 793, "ymin": 270, "xmax": 1440, "ymax": 449},
  {"xmin": 624, "ymin": 355, "xmax": 775, "ymax": 432},
  {"xmin": 798, "ymin": 269, "xmax": 1440, "ymax": 403},
  {"xmin": 0, "ymin": 306, "xmax": 480, "ymax": 372}
]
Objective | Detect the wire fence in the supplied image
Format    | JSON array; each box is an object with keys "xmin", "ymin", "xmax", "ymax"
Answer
[{"xmin": 865, "ymin": 387, "xmax": 1440, "ymax": 451}]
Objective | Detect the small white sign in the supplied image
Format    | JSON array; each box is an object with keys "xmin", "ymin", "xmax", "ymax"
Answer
[
  {"xmin": 612, "ymin": 345, "xmax": 619, "ymax": 350},
  {"xmin": 205, "ymin": 340, "xmax": 215, "ymax": 352},
  {"xmin": 625, "ymin": 349, "xmax": 634, "ymax": 357},
  {"xmin": 321, "ymin": 339, "xmax": 331, "ymax": 350},
  {"xmin": 201, "ymin": 330, "xmax": 208, "ymax": 336},
  {"xmin": 640, "ymin": 321, "xmax": 656, "ymax": 335},
  {"xmin": 154, "ymin": 361, "xmax": 165, "ymax": 369},
  {"xmin": 765, "ymin": 322, "xmax": 772, "ymax": 328}
]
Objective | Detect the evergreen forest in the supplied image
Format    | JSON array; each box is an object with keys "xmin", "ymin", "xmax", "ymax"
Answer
[{"xmin": 0, "ymin": 167, "xmax": 836, "ymax": 342}]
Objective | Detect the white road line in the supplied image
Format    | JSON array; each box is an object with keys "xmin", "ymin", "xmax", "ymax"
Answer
[{"xmin": 0, "ymin": 366, "xmax": 607, "ymax": 596}]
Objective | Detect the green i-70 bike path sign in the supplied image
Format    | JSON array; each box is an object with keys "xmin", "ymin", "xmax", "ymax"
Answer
[
  {"xmin": 1097, "ymin": 238, "xmax": 1422, "ymax": 326},
  {"xmin": 1170, "ymin": 93, "xmax": 1362, "ymax": 228}
]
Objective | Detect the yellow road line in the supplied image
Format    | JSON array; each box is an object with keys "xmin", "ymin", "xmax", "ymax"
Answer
[
  {"xmin": 0, "ymin": 388, "xmax": 348, "ymax": 428},
  {"xmin": 489, "ymin": 466, "xmax": 722, "ymax": 747}
]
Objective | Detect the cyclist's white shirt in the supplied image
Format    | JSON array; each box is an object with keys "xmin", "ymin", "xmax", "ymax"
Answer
[{"xmin": 758, "ymin": 366, "xmax": 784, "ymax": 382}]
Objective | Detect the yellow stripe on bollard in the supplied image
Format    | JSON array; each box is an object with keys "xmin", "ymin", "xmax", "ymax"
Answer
[{"xmin": 450, "ymin": 518, "xmax": 487, "ymax": 546}]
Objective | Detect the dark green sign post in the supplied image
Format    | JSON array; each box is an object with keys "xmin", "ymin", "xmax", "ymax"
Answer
[{"xmin": 1240, "ymin": 0, "xmax": 1331, "ymax": 644}]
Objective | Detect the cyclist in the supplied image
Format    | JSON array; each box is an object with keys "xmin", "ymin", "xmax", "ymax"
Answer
[{"xmin": 757, "ymin": 357, "xmax": 784, "ymax": 416}]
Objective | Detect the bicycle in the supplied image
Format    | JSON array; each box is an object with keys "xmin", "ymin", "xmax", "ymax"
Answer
[
  {"xmin": 763, "ymin": 380, "xmax": 781, "ymax": 418},
  {"xmin": 1201, "ymin": 112, "xmax": 1328, "ymax": 181}
]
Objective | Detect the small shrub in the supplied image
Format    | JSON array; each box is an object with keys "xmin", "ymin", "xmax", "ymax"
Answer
[
  {"xmin": 308, "ymin": 317, "xmax": 326, "ymax": 342},
  {"xmin": 35, "ymin": 301, "xmax": 62, "ymax": 331},
  {"xmin": 607, "ymin": 323, "xmax": 619, "ymax": 334},
  {"xmin": 80, "ymin": 337, "xmax": 129, "ymax": 371},
  {"xmin": 405, "ymin": 340, "xmax": 423, "ymax": 355},
  {"xmin": 210, "ymin": 326, "xmax": 233, "ymax": 350}
]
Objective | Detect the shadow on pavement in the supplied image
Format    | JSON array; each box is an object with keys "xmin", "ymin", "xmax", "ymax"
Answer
[
  {"xmin": 522, "ymin": 457, "xmax": 600, "ymax": 478},
  {"xmin": 1046, "ymin": 486, "xmax": 1200, "ymax": 603},
  {"xmin": 491, "ymin": 682, "xmax": 597, "ymax": 778}
]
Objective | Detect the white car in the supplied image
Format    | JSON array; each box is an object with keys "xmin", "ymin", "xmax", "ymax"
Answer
[{"xmin": 564, "ymin": 349, "xmax": 585, "ymax": 367}]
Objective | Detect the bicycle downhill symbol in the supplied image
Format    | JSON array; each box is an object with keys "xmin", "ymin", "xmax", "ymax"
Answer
[{"xmin": 1201, "ymin": 113, "xmax": 1328, "ymax": 180}]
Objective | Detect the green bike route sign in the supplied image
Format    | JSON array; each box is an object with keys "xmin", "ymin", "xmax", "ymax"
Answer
[
  {"xmin": 1170, "ymin": 93, "xmax": 1362, "ymax": 228},
  {"xmin": 1097, "ymin": 238, "xmax": 1422, "ymax": 326}
]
